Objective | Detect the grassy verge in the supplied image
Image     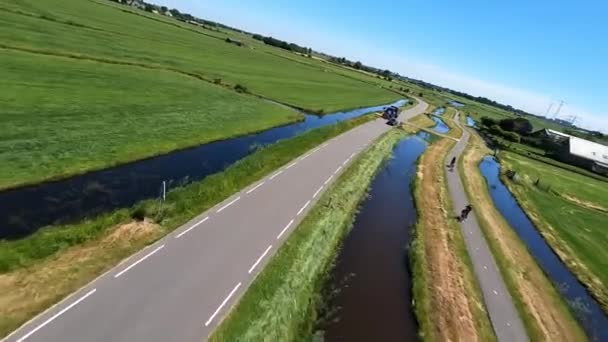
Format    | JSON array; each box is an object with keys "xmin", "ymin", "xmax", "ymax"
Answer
[
  {"xmin": 210, "ymin": 129, "xmax": 407, "ymax": 341},
  {"xmin": 411, "ymin": 121, "xmax": 496, "ymax": 341},
  {"xmin": 459, "ymin": 130, "xmax": 585, "ymax": 340},
  {"xmin": 0, "ymin": 114, "xmax": 376, "ymax": 338},
  {"xmin": 499, "ymin": 151, "xmax": 608, "ymax": 313}
]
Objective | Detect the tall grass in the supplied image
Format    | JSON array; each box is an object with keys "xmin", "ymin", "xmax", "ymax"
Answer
[
  {"xmin": 0, "ymin": 115, "xmax": 376, "ymax": 273},
  {"xmin": 210, "ymin": 129, "xmax": 407, "ymax": 341}
]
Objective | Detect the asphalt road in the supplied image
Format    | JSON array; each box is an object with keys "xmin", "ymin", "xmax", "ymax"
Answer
[
  {"xmin": 4, "ymin": 99, "xmax": 428, "ymax": 342},
  {"xmin": 445, "ymin": 115, "xmax": 528, "ymax": 342}
]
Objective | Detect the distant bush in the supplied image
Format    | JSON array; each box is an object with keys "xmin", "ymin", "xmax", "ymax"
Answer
[
  {"xmin": 130, "ymin": 206, "xmax": 146, "ymax": 221},
  {"xmin": 234, "ymin": 84, "xmax": 248, "ymax": 93},
  {"xmin": 213, "ymin": 78, "xmax": 222, "ymax": 85},
  {"xmin": 503, "ymin": 131, "xmax": 521, "ymax": 143},
  {"xmin": 499, "ymin": 117, "xmax": 533, "ymax": 135},
  {"xmin": 480, "ymin": 116, "xmax": 498, "ymax": 127}
]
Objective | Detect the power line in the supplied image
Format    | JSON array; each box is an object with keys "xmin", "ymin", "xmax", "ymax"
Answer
[{"xmin": 554, "ymin": 100, "xmax": 565, "ymax": 119}]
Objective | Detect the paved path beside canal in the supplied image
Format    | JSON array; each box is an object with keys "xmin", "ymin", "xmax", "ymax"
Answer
[
  {"xmin": 3, "ymin": 100, "xmax": 428, "ymax": 342},
  {"xmin": 445, "ymin": 114, "xmax": 528, "ymax": 342}
]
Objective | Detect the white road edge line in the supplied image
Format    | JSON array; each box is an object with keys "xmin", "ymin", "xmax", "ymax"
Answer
[
  {"xmin": 277, "ymin": 219, "xmax": 294, "ymax": 239},
  {"xmin": 324, "ymin": 175, "xmax": 334, "ymax": 185},
  {"xmin": 334, "ymin": 166, "xmax": 342, "ymax": 174},
  {"xmin": 269, "ymin": 170, "xmax": 283, "ymax": 180},
  {"xmin": 300, "ymin": 153, "xmax": 311, "ymax": 161},
  {"xmin": 349, "ymin": 152, "xmax": 356, "ymax": 159},
  {"xmin": 175, "ymin": 216, "xmax": 209, "ymax": 239},
  {"xmin": 321, "ymin": 143, "xmax": 329, "ymax": 148},
  {"xmin": 248, "ymin": 245, "xmax": 273, "ymax": 274},
  {"xmin": 297, "ymin": 200, "xmax": 311, "ymax": 216},
  {"xmin": 216, "ymin": 196, "xmax": 241, "ymax": 213},
  {"xmin": 286, "ymin": 161, "xmax": 297, "ymax": 169},
  {"xmin": 114, "ymin": 245, "xmax": 165, "ymax": 278},
  {"xmin": 246, "ymin": 182, "xmax": 265, "ymax": 194},
  {"xmin": 312, "ymin": 186, "xmax": 323, "ymax": 199},
  {"xmin": 16, "ymin": 288, "xmax": 97, "ymax": 342},
  {"xmin": 342, "ymin": 158, "xmax": 350, "ymax": 166},
  {"xmin": 205, "ymin": 282, "xmax": 242, "ymax": 327}
]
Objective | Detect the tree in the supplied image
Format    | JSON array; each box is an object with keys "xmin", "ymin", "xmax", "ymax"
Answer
[
  {"xmin": 499, "ymin": 118, "xmax": 533, "ymax": 135},
  {"xmin": 160, "ymin": 6, "xmax": 168, "ymax": 12},
  {"xmin": 354, "ymin": 61, "xmax": 362, "ymax": 70},
  {"xmin": 481, "ymin": 116, "xmax": 498, "ymax": 128}
]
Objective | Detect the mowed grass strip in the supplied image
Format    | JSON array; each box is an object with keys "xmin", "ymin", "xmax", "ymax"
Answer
[
  {"xmin": 501, "ymin": 151, "xmax": 608, "ymax": 312},
  {"xmin": 0, "ymin": 115, "xmax": 377, "ymax": 338},
  {"xmin": 411, "ymin": 123, "xmax": 496, "ymax": 341},
  {"xmin": 460, "ymin": 131, "xmax": 585, "ymax": 340},
  {"xmin": 0, "ymin": 48, "xmax": 299, "ymax": 190},
  {"xmin": 210, "ymin": 129, "xmax": 407, "ymax": 341}
]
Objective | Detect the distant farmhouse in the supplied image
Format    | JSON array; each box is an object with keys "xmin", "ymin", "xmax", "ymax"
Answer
[{"xmin": 533, "ymin": 129, "xmax": 608, "ymax": 175}]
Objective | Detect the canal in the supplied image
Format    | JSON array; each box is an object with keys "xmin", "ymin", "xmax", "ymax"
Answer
[
  {"xmin": 315, "ymin": 113, "xmax": 447, "ymax": 340},
  {"xmin": 480, "ymin": 156, "xmax": 608, "ymax": 341},
  {"xmin": 0, "ymin": 100, "xmax": 406, "ymax": 238}
]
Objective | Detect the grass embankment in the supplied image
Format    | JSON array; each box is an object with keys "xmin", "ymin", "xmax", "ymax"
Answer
[
  {"xmin": 0, "ymin": 0, "xmax": 400, "ymax": 189},
  {"xmin": 411, "ymin": 122, "xmax": 495, "ymax": 341},
  {"xmin": 500, "ymin": 151, "xmax": 608, "ymax": 312},
  {"xmin": 210, "ymin": 129, "xmax": 407, "ymax": 341},
  {"xmin": 401, "ymin": 111, "xmax": 436, "ymax": 134},
  {"xmin": 0, "ymin": 115, "xmax": 375, "ymax": 338},
  {"xmin": 460, "ymin": 130, "xmax": 586, "ymax": 340}
]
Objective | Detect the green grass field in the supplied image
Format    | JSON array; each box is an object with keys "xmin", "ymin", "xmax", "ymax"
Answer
[
  {"xmin": 0, "ymin": 49, "xmax": 300, "ymax": 189},
  {"xmin": 0, "ymin": 0, "xmax": 401, "ymax": 189},
  {"xmin": 501, "ymin": 151, "xmax": 608, "ymax": 311}
]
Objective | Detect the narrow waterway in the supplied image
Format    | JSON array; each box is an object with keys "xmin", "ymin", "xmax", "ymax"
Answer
[
  {"xmin": 316, "ymin": 115, "xmax": 448, "ymax": 341},
  {"xmin": 466, "ymin": 115, "xmax": 476, "ymax": 127},
  {"xmin": 480, "ymin": 156, "xmax": 608, "ymax": 341},
  {"xmin": 0, "ymin": 100, "xmax": 406, "ymax": 239},
  {"xmin": 430, "ymin": 116, "xmax": 450, "ymax": 134},
  {"xmin": 317, "ymin": 136, "xmax": 427, "ymax": 341}
]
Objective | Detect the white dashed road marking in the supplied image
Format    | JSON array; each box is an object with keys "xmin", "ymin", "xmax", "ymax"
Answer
[
  {"xmin": 297, "ymin": 200, "xmax": 311, "ymax": 216},
  {"xmin": 114, "ymin": 245, "xmax": 165, "ymax": 278},
  {"xmin": 248, "ymin": 245, "xmax": 272, "ymax": 274},
  {"xmin": 312, "ymin": 186, "xmax": 323, "ymax": 199},
  {"xmin": 217, "ymin": 196, "xmax": 241, "ymax": 213},
  {"xmin": 277, "ymin": 219, "xmax": 294, "ymax": 240},
  {"xmin": 205, "ymin": 282, "xmax": 241, "ymax": 327},
  {"xmin": 246, "ymin": 182, "xmax": 265, "ymax": 194},
  {"xmin": 175, "ymin": 216, "xmax": 209, "ymax": 238},
  {"xmin": 16, "ymin": 289, "xmax": 97, "ymax": 342},
  {"xmin": 269, "ymin": 170, "xmax": 283, "ymax": 180}
]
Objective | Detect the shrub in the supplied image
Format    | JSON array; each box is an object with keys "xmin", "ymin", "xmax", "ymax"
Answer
[{"xmin": 234, "ymin": 84, "xmax": 248, "ymax": 93}]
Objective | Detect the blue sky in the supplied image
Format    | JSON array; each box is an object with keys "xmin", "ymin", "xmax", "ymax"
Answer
[{"xmin": 157, "ymin": 0, "xmax": 607, "ymax": 131}]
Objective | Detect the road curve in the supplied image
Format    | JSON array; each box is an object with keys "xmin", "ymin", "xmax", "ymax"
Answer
[
  {"xmin": 446, "ymin": 114, "xmax": 528, "ymax": 341},
  {"xmin": 4, "ymin": 99, "xmax": 428, "ymax": 342}
]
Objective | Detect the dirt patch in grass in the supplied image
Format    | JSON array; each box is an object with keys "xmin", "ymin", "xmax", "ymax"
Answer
[
  {"xmin": 461, "ymin": 131, "xmax": 585, "ymax": 341},
  {"xmin": 412, "ymin": 136, "xmax": 493, "ymax": 341},
  {"xmin": 0, "ymin": 219, "xmax": 162, "ymax": 337}
]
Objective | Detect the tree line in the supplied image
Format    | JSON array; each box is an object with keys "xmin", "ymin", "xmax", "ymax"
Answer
[{"xmin": 251, "ymin": 34, "xmax": 312, "ymax": 55}]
